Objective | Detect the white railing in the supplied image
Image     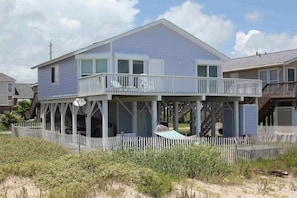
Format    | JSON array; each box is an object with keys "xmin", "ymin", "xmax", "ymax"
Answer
[{"xmin": 78, "ymin": 73, "xmax": 262, "ymax": 97}]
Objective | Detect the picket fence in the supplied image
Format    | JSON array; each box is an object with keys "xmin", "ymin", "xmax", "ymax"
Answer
[{"xmin": 11, "ymin": 122, "xmax": 297, "ymax": 163}]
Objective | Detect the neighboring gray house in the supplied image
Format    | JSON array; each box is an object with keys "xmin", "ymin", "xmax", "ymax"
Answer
[
  {"xmin": 223, "ymin": 49, "xmax": 297, "ymax": 126},
  {"xmin": 31, "ymin": 19, "xmax": 261, "ymax": 147},
  {"xmin": 0, "ymin": 73, "xmax": 16, "ymax": 112},
  {"xmin": 0, "ymin": 73, "xmax": 34, "ymax": 113}
]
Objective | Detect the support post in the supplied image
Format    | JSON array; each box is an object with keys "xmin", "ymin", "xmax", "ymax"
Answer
[
  {"xmin": 86, "ymin": 102, "xmax": 92, "ymax": 148},
  {"xmin": 196, "ymin": 100, "xmax": 201, "ymax": 137},
  {"xmin": 157, "ymin": 102, "xmax": 161, "ymax": 122},
  {"xmin": 72, "ymin": 105, "xmax": 78, "ymax": 143},
  {"xmin": 132, "ymin": 101, "xmax": 137, "ymax": 135},
  {"xmin": 234, "ymin": 101, "xmax": 239, "ymax": 137},
  {"xmin": 173, "ymin": 101, "xmax": 179, "ymax": 131},
  {"xmin": 211, "ymin": 102, "xmax": 216, "ymax": 136},
  {"xmin": 102, "ymin": 100, "xmax": 109, "ymax": 150},
  {"xmin": 50, "ymin": 104, "xmax": 56, "ymax": 132},
  {"xmin": 60, "ymin": 103, "xmax": 65, "ymax": 134},
  {"xmin": 41, "ymin": 104, "xmax": 46, "ymax": 131},
  {"xmin": 151, "ymin": 100, "xmax": 157, "ymax": 133}
]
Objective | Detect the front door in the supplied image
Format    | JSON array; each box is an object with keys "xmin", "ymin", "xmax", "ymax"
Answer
[{"xmin": 149, "ymin": 59, "xmax": 164, "ymax": 92}]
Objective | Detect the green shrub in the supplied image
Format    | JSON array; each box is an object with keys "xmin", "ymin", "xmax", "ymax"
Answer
[
  {"xmin": 116, "ymin": 144, "xmax": 232, "ymax": 182},
  {"xmin": 138, "ymin": 173, "xmax": 172, "ymax": 198},
  {"xmin": 34, "ymin": 151, "xmax": 173, "ymax": 198},
  {"xmin": 0, "ymin": 137, "xmax": 69, "ymax": 166},
  {"xmin": 48, "ymin": 182, "xmax": 89, "ymax": 198}
]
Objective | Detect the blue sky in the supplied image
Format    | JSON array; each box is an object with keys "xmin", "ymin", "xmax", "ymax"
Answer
[{"xmin": 0, "ymin": 0, "xmax": 297, "ymax": 82}]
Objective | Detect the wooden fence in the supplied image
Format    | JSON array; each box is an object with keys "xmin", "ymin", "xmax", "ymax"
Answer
[{"xmin": 11, "ymin": 122, "xmax": 297, "ymax": 163}]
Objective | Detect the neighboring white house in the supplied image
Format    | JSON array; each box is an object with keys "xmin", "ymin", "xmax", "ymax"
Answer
[{"xmin": 31, "ymin": 19, "xmax": 262, "ymax": 148}]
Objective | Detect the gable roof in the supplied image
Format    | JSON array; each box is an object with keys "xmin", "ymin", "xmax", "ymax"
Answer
[
  {"xmin": 14, "ymin": 83, "xmax": 34, "ymax": 99},
  {"xmin": 32, "ymin": 19, "xmax": 229, "ymax": 69},
  {"xmin": 222, "ymin": 49, "xmax": 297, "ymax": 72},
  {"xmin": 0, "ymin": 73, "xmax": 16, "ymax": 82}
]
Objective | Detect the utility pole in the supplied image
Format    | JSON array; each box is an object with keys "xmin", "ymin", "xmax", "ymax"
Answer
[{"xmin": 49, "ymin": 41, "xmax": 53, "ymax": 60}]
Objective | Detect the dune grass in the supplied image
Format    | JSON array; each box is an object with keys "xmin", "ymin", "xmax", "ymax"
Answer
[{"xmin": 1, "ymin": 136, "xmax": 297, "ymax": 197}]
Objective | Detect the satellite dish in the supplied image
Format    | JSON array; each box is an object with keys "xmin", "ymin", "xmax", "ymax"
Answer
[{"xmin": 73, "ymin": 98, "xmax": 87, "ymax": 107}]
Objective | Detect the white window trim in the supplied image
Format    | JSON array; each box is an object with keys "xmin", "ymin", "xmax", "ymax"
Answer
[
  {"xmin": 77, "ymin": 54, "xmax": 111, "ymax": 78},
  {"xmin": 51, "ymin": 64, "xmax": 59, "ymax": 84},
  {"xmin": 195, "ymin": 59, "xmax": 222, "ymax": 78},
  {"xmin": 258, "ymin": 68, "xmax": 279, "ymax": 83},
  {"xmin": 115, "ymin": 54, "xmax": 148, "ymax": 74}
]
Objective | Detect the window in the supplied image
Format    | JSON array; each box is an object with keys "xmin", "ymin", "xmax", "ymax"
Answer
[
  {"xmin": 7, "ymin": 96, "xmax": 12, "ymax": 101},
  {"xmin": 259, "ymin": 70, "xmax": 267, "ymax": 88},
  {"xmin": 80, "ymin": 59, "xmax": 108, "ymax": 77},
  {"xmin": 259, "ymin": 69, "xmax": 278, "ymax": 88},
  {"xmin": 209, "ymin": 66, "xmax": 218, "ymax": 77},
  {"xmin": 197, "ymin": 65, "xmax": 207, "ymax": 77},
  {"xmin": 133, "ymin": 60, "xmax": 144, "ymax": 74},
  {"xmin": 118, "ymin": 60, "xmax": 129, "ymax": 73},
  {"xmin": 51, "ymin": 65, "xmax": 59, "ymax": 83},
  {"xmin": 7, "ymin": 83, "xmax": 13, "ymax": 92},
  {"xmin": 96, "ymin": 59, "xmax": 107, "ymax": 73},
  {"xmin": 81, "ymin": 60, "xmax": 93, "ymax": 77},
  {"xmin": 270, "ymin": 70, "xmax": 278, "ymax": 83},
  {"xmin": 288, "ymin": 68, "xmax": 295, "ymax": 82},
  {"xmin": 197, "ymin": 65, "xmax": 218, "ymax": 77},
  {"xmin": 117, "ymin": 59, "xmax": 145, "ymax": 87}
]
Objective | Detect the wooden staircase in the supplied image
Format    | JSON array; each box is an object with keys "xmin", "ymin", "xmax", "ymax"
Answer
[
  {"xmin": 26, "ymin": 91, "xmax": 39, "ymax": 120},
  {"xmin": 200, "ymin": 102, "xmax": 224, "ymax": 135},
  {"xmin": 168, "ymin": 102, "xmax": 224, "ymax": 135},
  {"xmin": 250, "ymin": 81, "xmax": 297, "ymax": 125}
]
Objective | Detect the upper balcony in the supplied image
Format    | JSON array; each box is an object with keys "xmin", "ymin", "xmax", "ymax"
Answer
[{"xmin": 78, "ymin": 73, "xmax": 262, "ymax": 98}]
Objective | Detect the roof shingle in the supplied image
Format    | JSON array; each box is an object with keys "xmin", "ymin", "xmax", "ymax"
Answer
[{"xmin": 222, "ymin": 49, "xmax": 297, "ymax": 72}]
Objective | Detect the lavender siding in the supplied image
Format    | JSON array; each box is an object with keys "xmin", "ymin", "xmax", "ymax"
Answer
[
  {"xmin": 38, "ymin": 57, "xmax": 77, "ymax": 100},
  {"xmin": 38, "ymin": 23, "xmax": 222, "ymax": 100},
  {"xmin": 112, "ymin": 24, "xmax": 219, "ymax": 76},
  {"xmin": 81, "ymin": 43, "xmax": 110, "ymax": 54}
]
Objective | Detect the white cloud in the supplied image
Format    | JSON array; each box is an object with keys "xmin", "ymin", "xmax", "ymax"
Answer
[
  {"xmin": 232, "ymin": 30, "xmax": 297, "ymax": 57},
  {"xmin": 0, "ymin": 0, "xmax": 139, "ymax": 83},
  {"xmin": 158, "ymin": 1, "xmax": 234, "ymax": 49},
  {"xmin": 244, "ymin": 10, "xmax": 263, "ymax": 23},
  {"xmin": 60, "ymin": 16, "xmax": 81, "ymax": 30}
]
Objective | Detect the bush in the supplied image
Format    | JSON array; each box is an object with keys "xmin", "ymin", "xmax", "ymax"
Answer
[
  {"xmin": 48, "ymin": 182, "xmax": 89, "ymax": 198},
  {"xmin": 116, "ymin": 144, "xmax": 232, "ymax": 182},
  {"xmin": 34, "ymin": 151, "xmax": 173, "ymax": 198},
  {"xmin": 0, "ymin": 111, "xmax": 23, "ymax": 130},
  {"xmin": 0, "ymin": 137, "xmax": 69, "ymax": 166}
]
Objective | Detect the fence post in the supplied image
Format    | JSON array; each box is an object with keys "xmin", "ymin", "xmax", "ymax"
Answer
[
  {"xmin": 11, "ymin": 123, "xmax": 15, "ymax": 136},
  {"xmin": 121, "ymin": 131, "xmax": 124, "ymax": 150},
  {"xmin": 234, "ymin": 137, "xmax": 238, "ymax": 162}
]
